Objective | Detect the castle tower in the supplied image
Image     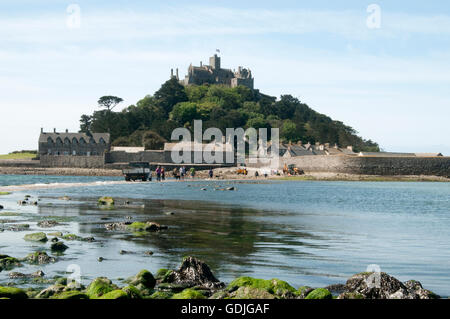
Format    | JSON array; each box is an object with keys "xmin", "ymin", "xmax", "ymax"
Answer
[{"xmin": 209, "ymin": 54, "xmax": 221, "ymax": 70}]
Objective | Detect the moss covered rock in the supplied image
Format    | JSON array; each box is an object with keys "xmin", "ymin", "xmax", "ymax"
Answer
[
  {"xmin": 127, "ymin": 222, "xmax": 166, "ymax": 232},
  {"xmin": 305, "ymin": 288, "xmax": 332, "ymax": 300},
  {"xmin": 99, "ymin": 289, "xmax": 128, "ymax": 299},
  {"xmin": 98, "ymin": 197, "xmax": 114, "ymax": 206},
  {"xmin": 0, "ymin": 192, "xmax": 11, "ymax": 196},
  {"xmin": 227, "ymin": 277, "xmax": 296, "ymax": 297},
  {"xmin": 122, "ymin": 285, "xmax": 142, "ymax": 299},
  {"xmin": 51, "ymin": 241, "xmax": 68, "ymax": 252},
  {"xmin": 155, "ymin": 268, "xmax": 171, "ymax": 281},
  {"xmin": 0, "ymin": 287, "xmax": 28, "ymax": 299},
  {"xmin": 24, "ymin": 232, "xmax": 48, "ymax": 242},
  {"xmin": 130, "ymin": 269, "xmax": 156, "ymax": 290},
  {"xmin": 148, "ymin": 291, "xmax": 174, "ymax": 299},
  {"xmin": 337, "ymin": 292, "xmax": 365, "ymax": 299},
  {"xmin": 172, "ymin": 288, "xmax": 206, "ymax": 299},
  {"xmin": 0, "ymin": 255, "xmax": 22, "ymax": 271},
  {"xmin": 86, "ymin": 277, "xmax": 118, "ymax": 298},
  {"xmin": 50, "ymin": 291, "xmax": 89, "ymax": 299},
  {"xmin": 25, "ymin": 251, "xmax": 56, "ymax": 265},
  {"xmin": 232, "ymin": 287, "xmax": 276, "ymax": 299}
]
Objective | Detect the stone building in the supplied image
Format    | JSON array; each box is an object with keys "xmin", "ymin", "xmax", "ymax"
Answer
[
  {"xmin": 38, "ymin": 129, "xmax": 110, "ymax": 157},
  {"xmin": 176, "ymin": 54, "xmax": 254, "ymax": 89}
]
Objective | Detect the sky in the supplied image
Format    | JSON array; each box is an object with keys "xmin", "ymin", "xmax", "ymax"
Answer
[{"xmin": 1, "ymin": 0, "xmax": 450, "ymax": 154}]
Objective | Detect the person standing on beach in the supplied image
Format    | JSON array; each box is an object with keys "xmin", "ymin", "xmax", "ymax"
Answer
[
  {"xmin": 180, "ymin": 166, "xmax": 185, "ymax": 180},
  {"xmin": 161, "ymin": 167, "xmax": 165, "ymax": 181},
  {"xmin": 190, "ymin": 167, "xmax": 195, "ymax": 179},
  {"xmin": 209, "ymin": 168, "xmax": 214, "ymax": 179},
  {"xmin": 156, "ymin": 166, "xmax": 161, "ymax": 182}
]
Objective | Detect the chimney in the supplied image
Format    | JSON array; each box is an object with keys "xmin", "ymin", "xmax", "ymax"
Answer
[
  {"xmin": 171, "ymin": 69, "xmax": 174, "ymax": 78},
  {"xmin": 200, "ymin": 61, "xmax": 203, "ymax": 67},
  {"xmin": 53, "ymin": 128, "xmax": 56, "ymax": 133},
  {"xmin": 40, "ymin": 128, "xmax": 43, "ymax": 133},
  {"xmin": 176, "ymin": 68, "xmax": 179, "ymax": 80},
  {"xmin": 65, "ymin": 129, "xmax": 69, "ymax": 133}
]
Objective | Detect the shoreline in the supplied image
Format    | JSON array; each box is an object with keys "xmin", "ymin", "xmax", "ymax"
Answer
[{"xmin": 0, "ymin": 166, "xmax": 449, "ymax": 183}]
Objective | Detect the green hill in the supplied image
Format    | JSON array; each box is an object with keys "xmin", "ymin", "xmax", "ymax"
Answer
[{"xmin": 79, "ymin": 78, "xmax": 379, "ymax": 152}]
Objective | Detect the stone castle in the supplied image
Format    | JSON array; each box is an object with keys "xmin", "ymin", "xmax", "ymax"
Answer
[{"xmin": 171, "ymin": 54, "xmax": 254, "ymax": 89}]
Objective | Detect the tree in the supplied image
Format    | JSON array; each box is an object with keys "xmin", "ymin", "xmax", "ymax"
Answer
[
  {"xmin": 170, "ymin": 102, "xmax": 198, "ymax": 125},
  {"xmin": 281, "ymin": 120, "xmax": 298, "ymax": 142},
  {"xmin": 98, "ymin": 96, "xmax": 124, "ymax": 111},
  {"xmin": 154, "ymin": 78, "xmax": 188, "ymax": 115},
  {"xmin": 79, "ymin": 114, "xmax": 92, "ymax": 133}
]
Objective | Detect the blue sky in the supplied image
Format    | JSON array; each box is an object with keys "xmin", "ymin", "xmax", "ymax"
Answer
[{"xmin": 1, "ymin": 1, "xmax": 450, "ymax": 154}]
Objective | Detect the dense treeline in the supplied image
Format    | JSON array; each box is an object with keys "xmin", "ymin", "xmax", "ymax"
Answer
[{"xmin": 79, "ymin": 78, "xmax": 379, "ymax": 152}]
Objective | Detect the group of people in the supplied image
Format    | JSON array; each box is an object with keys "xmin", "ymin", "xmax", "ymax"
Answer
[{"xmin": 153, "ymin": 166, "xmax": 213, "ymax": 182}]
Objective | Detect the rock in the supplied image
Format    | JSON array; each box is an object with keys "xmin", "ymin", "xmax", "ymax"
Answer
[
  {"xmin": 51, "ymin": 237, "xmax": 59, "ymax": 243},
  {"xmin": 51, "ymin": 241, "xmax": 68, "ymax": 252},
  {"xmin": 144, "ymin": 250, "xmax": 154, "ymax": 256},
  {"xmin": 296, "ymin": 286, "xmax": 314, "ymax": 299},
  {"xmin": 404, "ymin": 280, "xmax": 440, "ymax": 299},
  {"xmin": 0, "ymin": 286, "xmax": 28, "ymax": 299},
  {"xmin": 127, "ymin": 221, "xmax": 168, "ymax": 232},
  {"xmin": 172, "ymin": 288, "xmax": 206, "ymax": 299},
  {"xmin": 7, "ymin": 224, "xmax": 30, "ymax": 231},
  {"xmin": 130, "ymin": 270, "xmax": 156, "ymax": 291},
  {"xmin": 99, "ymin": 289, "xmax": 128, "ymax": 299},
  {"xmin": 337, "ymin": 292, "xmax": 365, "ymax": 299},
  {"xmin": 344, "ymin": 272, "xmax": 417, "ymax": 299},
  {"xmin": 24, "ymin": 232, "xmax": 48, "ymax": 242},
  {"xmin": 98, "ymin": 196, "xmax": 114, "ymax": 206},
  {"xmin": 48, "ymin": 232, "xmax": 63, "ymax": 237},
  {"xmin": 305, "ymin": 288, "xmax": 333, "ymax": 299},
  {"xmin": 164, "ymin": 256, "xmax": 224, "ymax": 289},
  {"xmin": 9, "ymin": 270, "xmax": 45, "ymax": 279},
  {"xmin": 58, "ymin": 196, "xmax": 71, "ymax": 201},
  {"xmin": 0, "ymin": 205, "xmax": 3, "ymax": 210},
  {"xmin": 98, "ymin": 257, "xmax": 104, "ymax": 262},
  {"xmin": 226, "ymin": 187, "xmax": 236, "ymax": 191},
  {"xmin": 36, "ymin": 284, "xmax": 66, "ymax": 299},
  {"xmin": 148, "ymin": 291, "xmax": 173, "ymax": 299},
  {"xmin": 104, "ymin": 221, "xmax": 132, "ymax": 231},
  {"xmin": 0, "ymin": 255, "xmax": 22, "ymax": 271},
  {"xmin": 25, "ymin": 251, "xmax": 56, "ymax": 265},
  {"xmin": 230, "ymin": 287, "xmax": 276, "ymax": 299},
  {"xmin": 37, "ymin": 220, "xmax": 60, "ymax": 228},
  {"xmin": 86, "ymin": 277, "xmax": 118, "ymax": 298},
  {"xmin": 227, "ymin": 277, "xmax": 296, "ymax": 298},
  {"xmin": 50, "ymin": 291, "xmax": 88, "ymax": 299},
  {"xmin": 121, "ymin": 285, "xmax": 142, "ymax": 299}
]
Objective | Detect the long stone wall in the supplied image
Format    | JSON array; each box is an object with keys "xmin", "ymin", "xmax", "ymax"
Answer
[
  {"xmin": 284, "ymin": 155, "xmax": 450, "ymax": 177},
  {"xmin": 40, "ymin": 155, "xmax": 105, "ymax": 168}
]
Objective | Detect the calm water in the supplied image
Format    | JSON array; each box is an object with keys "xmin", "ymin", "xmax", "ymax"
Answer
[{"xmin": 0, "ymin": 175, "xmax": 449, "ymax": 296}]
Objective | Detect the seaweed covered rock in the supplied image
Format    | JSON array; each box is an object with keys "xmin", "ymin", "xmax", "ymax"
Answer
[
  {"xmin": 37, "ymin": 220, "xmax": 60, "ymax": 228},
  {"xmin": 51, "ymin": 241, "xmax": 68, "ymax": 252},
  {"xmin": 172, "ymin": 288, "xmax": 206, "ymax": 300},
  {"xmin": 227, "ymin": 277, "xmax": 296, "ymax": 298},
  {"xmin": 130, "ymin": 270, "xmax": 156, "ymax": 291},
  {"xmin": 50, "ymin": 291, "xmax": 89, "ymax": 299},
  {"xmin": 127, "ymin": 221, "xmax": 168, "ymax": 232},
  {"xmin": 230, "ymin": 287, "xmax": 276, "ymax": 299},
  {"xmin": 121, "ymin": 285, "xmax": 143, "ymax": 299},
  {"xmin": 403, "ymin": 280, "xmax": 440, "ymax": 299},
  {"xmin": 99, "ymin": 289, "xmax": 128, "ymax": 299},
  {"xmin": 98, "ymin": 197, "xmax": 114, "ymax": 206},
  {"xmin": 0, "ymin": 255, "xmax": 22, "ymax": 272},
  {"xmin": 164, "ymin": 256, "xmax": 224, "ymax": 289},
  {"xmin": 25, "ymin": 251, "xmax": 56, "ymax": 265},
  {"xmin": 0, "ymin": 286, "xmax": 28, "ymax": 299},
  {"xmin": 305, "ymin": 288, "xmax": 332, "ymax": 299},
  {"xmin": 24, "ymin": 232, "xmax": 48, "ymax": 242},
  {"xmin": 148, "ymin": 291, "xmax": 173, "ymax": 299},
  {"xmin": 35, "ymin": 284, "xmax": 66, "ymax": 299},
  {"xmin": 86, "ymin": 277, "xmax": 118, "ymax": 298}
]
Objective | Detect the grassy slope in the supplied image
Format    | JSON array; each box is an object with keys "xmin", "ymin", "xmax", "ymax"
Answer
[{"xmin": 0, "ymin": 152, "xmax": 36, "ymax": 160}]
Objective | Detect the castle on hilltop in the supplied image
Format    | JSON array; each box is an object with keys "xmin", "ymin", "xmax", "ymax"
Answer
[{"xmin": 171, "ymin": 54, "xmax": 254, "ymax": 89}]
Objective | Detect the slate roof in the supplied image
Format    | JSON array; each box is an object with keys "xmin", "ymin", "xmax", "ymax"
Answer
[{"xmin": 39, "ymin": 132, "xmax": 110, "ymax": 144}]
